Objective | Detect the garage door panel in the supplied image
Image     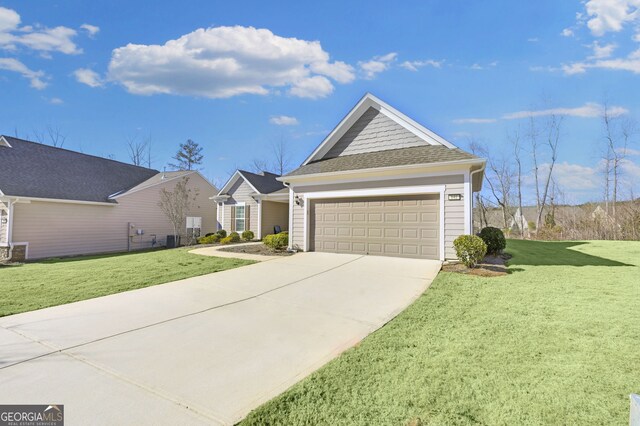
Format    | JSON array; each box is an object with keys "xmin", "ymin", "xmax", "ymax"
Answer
[{"xmin": 310, "ymin": 194, "xmax": 440, "ymax": 260}]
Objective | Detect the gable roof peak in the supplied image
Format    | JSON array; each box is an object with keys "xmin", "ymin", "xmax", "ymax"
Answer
[{"xmin": 301, "ymin": 93, "xmax": 458, "ymax": 165}]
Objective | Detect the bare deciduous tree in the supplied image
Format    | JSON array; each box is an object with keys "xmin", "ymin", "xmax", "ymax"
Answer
[
  {"xmin": 46, "ymin": 125, "xmax": 66, "ymax": 147},
  {"xmin": 158, "ymin": 177, "xmax": 200, "ymax": 245},
  {"xmin": 126, "ymin": 135, "xmax": 148, "ymax": 166}
]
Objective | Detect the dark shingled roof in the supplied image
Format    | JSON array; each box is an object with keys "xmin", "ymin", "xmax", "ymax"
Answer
[
  {"xmin": 284, "ymin": 145, "xmax": 480, "ymax": 177},
  {"xmin": 237, "ymin": 170, "xmax": 286, "ymax": 194},
  {"xmin": 0, "ymin": 136, "xmax": 160, "ymax": 202}
]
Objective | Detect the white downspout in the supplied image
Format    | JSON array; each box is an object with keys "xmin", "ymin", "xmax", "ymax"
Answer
[
  {"xmin": 5, "ymin": 199, "xmax": 15, "ymax": 261},
  {"xmin": 469, "ymin": 163, "xmax": 486, "ymax": 234}
]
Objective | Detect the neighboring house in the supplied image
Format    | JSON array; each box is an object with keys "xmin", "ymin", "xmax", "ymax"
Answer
[
  {"xmin": 213, "ymin": 170, "xmax": 289, "ymax": 238},
  {"xmin": 509, "ymin": 207, "xmax": 530, "ymax": 237},
  {"xmin": 279, "ymin": 93, "xmax": 486, "ymax": 260},
  {"xmin": 0, "ymin": 136, "xmax": 217, "ymax": 261}
]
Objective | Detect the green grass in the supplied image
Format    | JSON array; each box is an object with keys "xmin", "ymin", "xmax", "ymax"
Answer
[
  {"xmin": 242, "ymin": 240, "xmax": 640, "ymax": 425},
  {"xmin": 0, "ymin": 248, "xmax": 254, "ymax": 317}
]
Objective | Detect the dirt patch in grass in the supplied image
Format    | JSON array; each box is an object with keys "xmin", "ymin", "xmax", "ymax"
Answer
[
  {"xmin": 442, "ymin": 253, "xmax": 512, "ymax": 277},
  {"xmin": 219, "ymin": 244, "xmax": 294, "ymax": 257}
]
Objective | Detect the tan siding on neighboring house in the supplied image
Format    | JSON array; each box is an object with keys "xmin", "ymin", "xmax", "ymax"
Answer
[
  {"xmin": 261, "ymin": 201, "xmax": 288, "ymax": 237},
  {"xmin": 325, "ymin": 107, "xmax": 427, "ymax": 158},
  {"xmin": 289, "ymin": 174, "xmax": 465, "ymax": 259},
  {"xmin": 221, "ymin": 179, "xmax": 259, "ymax": 235},
  {"xmin": 11, "ymin": 173, "xmax": 217, "ymax": 259}
]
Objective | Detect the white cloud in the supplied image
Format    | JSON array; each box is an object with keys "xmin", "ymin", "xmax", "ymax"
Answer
[
  {"xmin": 400, "ymin": 59, "xmax": 442, "ymax": 71},
  {"xmin": 543, "ymin": 162, "xmax": 601, "ymax": 191},
  {"xmin": 527, "ymin": 37, "xmax": 539, "ymax": 42},
  {"xmin": 622, "ymin": 147, "xmax": 640, "ymax": 156},
  {"xmin": 358, "ymin": 52, "xmax": 397, "ymax": 79},
  {"xmin": 73, "ymin": 68, "xmax": 103, "ymax": 87},
  {"xmin": 469, "ymin": 61, "xmax": 497, "ymax": 70},
  {"xmin": 589, "ymin": 41, "xmax": 617, "ymax": 58},
  {"xmin": 269, "ymin": 115, "xmax": 299, "ymax": 126},
  {"xmin": 452, "ymin": 117, "xmax": 498, "ymax": 124},
  {"xmin": 80, "ymin": 24, "xmax": 100, "ymax": 38},
  {"xmin": 48, "ymin": 97, "xmax": 63, "ymax": 104},
  {"xmin": 563, "ymin": 48, "xmax": 640, "ymax": 74},
  {"xmin": 502, "ymin": 102, "xmax": 628, "ymax": 119},
  {"xmin": 561, "ymin": 28, "xmax": 575, "ymax": 37},
  {"xmin": 0, "ymin": 6, "xmax": 88, "ymax": 56},
  {"xmin": 0, "ymin": 57, "xmax": 47, "ymax": 89},
  {"xmin": 106, "ymin": 26, "xmax": 354, "ymax": 99},
  {"xmin": 584, "ymin": 0, "xmax": 640, "ymax": 36}
]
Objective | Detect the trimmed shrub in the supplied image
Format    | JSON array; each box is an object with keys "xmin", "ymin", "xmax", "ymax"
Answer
[
  {"xmin": 242, "ymin": 230, "xmax": 255, "ymax": 241},
  {"xmin": 216, "ymin": 229, "xmax": 227, "ymax": 238},
  {"xmin": 263, "ymin": 232, "xmax": 288, "ymax": 250},
  {"xmin": 453, "ymin": 235, "xmax": 487, "ymax": 268},
  {"xmin": 197, "ymin": 234, "xmax": 220, "ymax": 244},
  {"xmin": 478, "ymin": 227, "xmax": 506, "ymax": 255},
  {"xmin": 229, "ymin": 232, "xmax": 241, "ymax": 243},
  {"xmin": 219, "ymin": 236, "xmax": 234, "ymax": 245}
]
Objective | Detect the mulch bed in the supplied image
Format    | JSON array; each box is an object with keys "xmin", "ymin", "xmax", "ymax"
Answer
[
  {"xmin": 442, "ymin": 253, "xmax": 512, "ymax": 277},
  {"xmin": 219, "ymin": 244, "xmax": 294, "ymax": 257}
]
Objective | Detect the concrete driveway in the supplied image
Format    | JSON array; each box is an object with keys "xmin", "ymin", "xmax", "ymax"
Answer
[{"xmin": 0, "ymin": 252, "xmax": 441, "ymax": 425}]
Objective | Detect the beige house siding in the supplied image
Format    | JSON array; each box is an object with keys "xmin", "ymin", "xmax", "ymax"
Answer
[
  {"xmin": 289, "ymin": 175, "xmax": 465, "ymax": 259},
  {"xmin": 221, "ymin": 179, "xmax": 259, "ymax": 235},
  {"xmin": 261, "ymin": 201, "xmax": 288, "ymax": 237},
  {"xmin": 11, "ymin": 173, "xmax": 217, "ymax": 259},
  {"xmin": 325, "ymin": 107, "xmax": 426, "ymax": 158}
]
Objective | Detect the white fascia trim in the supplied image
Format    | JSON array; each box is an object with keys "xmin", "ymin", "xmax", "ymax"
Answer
[
  {"xmin": 0, "ymin": 136, "xmax": 12, "ymax": 148},
  {"xmin": 211, "ymin": 195, "xmax": 230, "ymax": 202},
  {"xmin": 1, "ymin": 195, "xmax": 116, "ymax": 206},
  {"xmin": 302, "ymin": 184, "xmax": 446, "ymax": 261},
  {"xmin": 463, "ymin": 171, "xmax": 472, "ymax": 234},
  {"xmin": 217, "ymin": 170, "xmax": 262, "ymax": 197},
  {"xmin": 254, "ymin": 192, "xmax": 290, "ymax": 202},
  {"xmin": 302, "ymin": 93, "xmax": 458, "ymax": 165},
  {"xmin": 280, "ymin": 159, "xmax": 485, "ymax": 184}
]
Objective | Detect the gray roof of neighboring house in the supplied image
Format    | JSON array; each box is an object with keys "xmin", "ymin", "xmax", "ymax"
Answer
[
  {"xmin": 284, "ymin": 145, "xmax": 480, "ymax": 177},
  {"xmin": 0, "ymin": 136, "xmax": 160, "ymax": 203},
  {"xmin": 238, "ymin": 170, "xmax": 286, "ymax": 194},
  {"xmin": 117, "ymin": 170, "xmax": 195, "ymax": 195}
]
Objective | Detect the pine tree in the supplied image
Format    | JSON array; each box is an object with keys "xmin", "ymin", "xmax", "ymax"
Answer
[{"xmin": 170, "ymin": 139, "xmax": 203, "ymax": 170}]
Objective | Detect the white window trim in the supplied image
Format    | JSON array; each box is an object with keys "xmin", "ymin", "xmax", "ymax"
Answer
[
  {"xmin": 234, "ymin": 201, "xmax": 246, "ymax": 233},
  {"xmin": 302, "ymin": 185, "xmax": 446, "ymax": 261},
  {"xmin": 10, "ymin": 242, "xmax": 28, "ymax": 260}
]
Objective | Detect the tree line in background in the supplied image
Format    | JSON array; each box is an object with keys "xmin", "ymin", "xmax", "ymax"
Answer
[{"xmin": 473, "ymin": 105, "xmax": 640, "ymax": 241}]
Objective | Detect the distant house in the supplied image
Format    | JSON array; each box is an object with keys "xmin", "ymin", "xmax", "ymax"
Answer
[
  {"xmin": 0, "ymin": 136, "xmax": 217, "ymax": 261},
  {"xmin": 213, "ymin": 170, "xmax": 288, "ymax": 238},
  {"xmin": 509, "ymin": 207, "xmax": 530, "ymax": 237}
]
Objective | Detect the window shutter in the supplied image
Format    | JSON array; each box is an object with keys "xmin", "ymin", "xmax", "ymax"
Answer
[
  {"xmin": 246, "ymin": 205, "xmax": 251, "ymax": 232},
  {"xmin": 230, "ymin": 206, "xmax": 236, "ymax": 232}
]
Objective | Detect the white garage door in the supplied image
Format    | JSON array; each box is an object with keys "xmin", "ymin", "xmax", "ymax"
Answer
[{"xmin": 310, "ymin": 194, "xmax": 439, "ymax": 259}]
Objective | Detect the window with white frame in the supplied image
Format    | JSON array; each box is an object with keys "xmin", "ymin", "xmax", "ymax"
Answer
[{"xmin": 235, "ymin": 204, "xmax": 245, "ymax": 232}]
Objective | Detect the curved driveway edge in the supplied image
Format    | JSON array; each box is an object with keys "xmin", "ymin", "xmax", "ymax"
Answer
[{"xmin": 0, "ymin": 252, "xmax": 441, "ymax": 425}]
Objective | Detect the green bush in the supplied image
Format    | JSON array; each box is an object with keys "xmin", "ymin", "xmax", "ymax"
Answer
[
  {"xmin": 216, "ymin": 229, "xmax": 227, "ymax": 238},
  {"xmin": 197, "ymin": 234, "xmax": 220, "ymax": 244},
  {"xmin": 204, "ymin": 232, "xmax": 216, "ymax": 237},
  {"xmin": 263, "ymin": 232, "xmax": 288, "ymax": 250},
  {"xmin": 453, "ymin": 235, "xmax": 487, "ymax": 268},
  {"xmin": 229, "ymin": 232, "xmax": 241, "ymax": 243},
  {"xmin": 478, "ymin": 227, "xmax": 506, "ymax": 255},
  {"xmin": 242, "ymin": 230, "xmax": 255, "ymax": 241},
  {"xmin": 219, "ymin": 236, "xmax": 234, "ymax": 245}
]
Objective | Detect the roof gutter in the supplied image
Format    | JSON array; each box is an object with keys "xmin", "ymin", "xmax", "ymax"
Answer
[
  {"xmin": 0, "ymin": 195, "xmax": 117, "ymax": 206},
  {"xmin": 278, "ymin": 158, "xmax": 486, "ymax": 183},
  {"xmin": 470, "ymin": 162, "xmax": 486, "ymax": 192}
]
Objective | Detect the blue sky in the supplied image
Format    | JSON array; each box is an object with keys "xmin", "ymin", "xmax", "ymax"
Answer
[{"xmin": 1, "ymin": 0, "xmax": 639, "ymax": 203}]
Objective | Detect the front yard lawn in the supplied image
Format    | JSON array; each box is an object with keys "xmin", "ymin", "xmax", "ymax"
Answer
[
  {"xmin": 0, "ymin": 248, "xmax": 254, "ymax": 317},
  {"xmin": 243, "ymin": 239, "xmax": 640, "ymax": 425}
]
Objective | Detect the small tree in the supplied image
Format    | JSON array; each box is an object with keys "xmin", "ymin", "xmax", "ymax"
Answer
[
  {"xmin": 158, "ymin": 177, "xmax": 199, "ymax": 245},
  {"xmin": 170, "ymin": 139, "xmax": 203, "ymax": 170}
]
